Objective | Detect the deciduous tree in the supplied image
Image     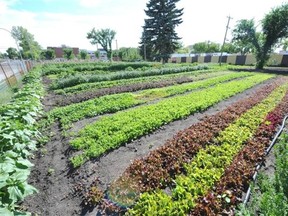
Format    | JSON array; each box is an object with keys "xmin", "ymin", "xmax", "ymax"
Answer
[
  {"xmin": 63, "ymin": 48, "xmax": 74, "ymax": 60},
  {"xmin": 11, "ymin": 26, "xmax": 42, "ymax": 60},
  {"xmin": 117, "ymin": 47, "xmax": 142, "ymax": 61},
  {"xmin": 87, "ymin": 28, "xmax": 116, "ymax": 61},
  {"xmin": 232, "ymin": 3, "xmax": 288, "ymax": 69},
  {"xmin": 79, "ymin": 50, "xmax": 88, "ymax": 60},
  {"xmin": 190, "ymin": 41, "xmax": 221, "ymax": 53},
  {"xmin": 40, "ymin": 49, "xmax": 55, "ymax": 60},
  {"xmin": 6, "ymin": 47, "xmax": 19, "ymax": 59}
]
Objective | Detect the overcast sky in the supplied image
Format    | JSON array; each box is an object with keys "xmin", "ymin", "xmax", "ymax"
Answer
[{"xmin": 0, "ymin": 0, "xmax": 286, "ymax": 52}]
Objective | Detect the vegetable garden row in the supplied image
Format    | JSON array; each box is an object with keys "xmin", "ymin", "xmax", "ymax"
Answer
[{"xmin": 1, "ymin": 61, "xmax": 287, "ymax": 215}]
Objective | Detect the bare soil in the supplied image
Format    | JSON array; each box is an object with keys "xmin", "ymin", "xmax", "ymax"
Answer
[{"xmin": 23, "ymin": 77, "xmax": 279, "ymax": 216}]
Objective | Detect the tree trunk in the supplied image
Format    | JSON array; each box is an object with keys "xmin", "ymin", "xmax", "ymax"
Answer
[
  {"xmin": 255, "ymin": 49, "xmax": 270, "ymax": 70},
  {"xmin": 256, "ymin": 59, "xmax": 265, "ymax": 69}
]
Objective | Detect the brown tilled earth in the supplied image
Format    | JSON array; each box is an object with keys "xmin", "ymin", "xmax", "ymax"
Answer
[{"xmin": 23, "ymin": 75, "xmax": 281, "ymax": 216}]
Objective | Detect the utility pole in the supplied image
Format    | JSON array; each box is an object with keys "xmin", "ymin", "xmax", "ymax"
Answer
[{"xmin": 219, "ymin": 15, "xmax": 232, "ymax": 66}]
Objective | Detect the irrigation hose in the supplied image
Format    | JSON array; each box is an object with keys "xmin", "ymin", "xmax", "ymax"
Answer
[{"xmin": 243, "ymin": 114, "xmax": 288, "ymax": 205}]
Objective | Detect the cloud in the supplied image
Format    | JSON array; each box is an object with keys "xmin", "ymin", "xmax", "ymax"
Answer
[
  {"xmin": 78, "ymin": 0, "xmax": 103, "ymax": 8},
  {"xmin": 0, "ymin": 0, "xmax": 286, "ymax": 54}
]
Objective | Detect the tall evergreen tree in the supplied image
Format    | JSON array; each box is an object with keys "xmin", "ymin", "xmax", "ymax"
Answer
[{"xmin": 139, "ymin": 0, "xmax": 183, "ymax": 63}]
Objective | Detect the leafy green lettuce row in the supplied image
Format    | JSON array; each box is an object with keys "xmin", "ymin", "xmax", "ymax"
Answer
[
  {"xmin": 70, "ymin": 73, "xmax": 273, "ymax": 167},
  {"xmin": 128, "ymin": 84, "xmax": 287, "ymax": 216},
  {"xmin": 49, "ymin": 72, "xmax": 252, "ymax": 130}
]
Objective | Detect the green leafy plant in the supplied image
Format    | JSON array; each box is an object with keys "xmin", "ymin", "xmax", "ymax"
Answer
[
  {"xmin": 0, "ymin": 67, "xmax": 43, "ymax": 215},
  {"xmin": 70, "ymin": 74, "xmax": 273, "ymax": 167}
]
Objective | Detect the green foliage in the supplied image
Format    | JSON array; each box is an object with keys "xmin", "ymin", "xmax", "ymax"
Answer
[
  {"xmin": 135, "ymin": 72, "xmax": 252, "ymax": 100},
  {"xmin": 11, "ymin": 26, "xmax": 42, "ymax": 60},
  {"xmin": 40, "ymin": 49, "xmax": 55, "ymax": 60},
  {"xmin": 54, "ymin": 69, "xmax": 228, "ymax": 95},
  {"xmin": 42, "ymin": 61, "xmax": 155, "ymax": 76},
  {"xmin": 237, "ymin": 133, "xmax": 288, "ymax": 216},
  {"xmin": 232, "ymin": 19, "xmax": 258, "ymax": 55},
  {"xmin": 275, "ymin": 133, "xmax": 288, "ymax": 198},
  {"xmin": 87, "ymin": 28, "xmax": 116, "ymax": 61},
  {"xmin": 117, "ymin": 47, "xmax": 142, "ymax": 62},
  {"xmin": 0, "ymin": 67, "xmax": 43, "ymax": 215},
  {"xmin": 69, "ymin": 74, "xmax": 273, "ymax": 167},
  {"xmin": 48, "ymin": 93, "xmax": 144, "ymax": 130},
  {"xmin": 281, "ymin": 38, "xmax": 288, "ymax": 51},
  {"xmin": 232, "ymin": 3, "xmax": 288, "ymax": 68},
  {"xmin": 48, "ymin": 72, "xmax": 251, "ymax": 130},
  {"xmin": 139, "ymin": 0, "xmax": 183, "ymax": 63},
  {"xmin": 79, "ymin": 50, "xmax": 88, "ymax": 60},
  {"xmin": 63, "ymin": 48, "xmax": 74, "ymax": 60},
  {"xmin": 222, "ymin": 42, "xmax": 239, "ymax": 54},
  {"xmin": 129, "ymin": 84, "xmax": 286, "ymax": 215},
  {"xmin": 190, "ymin": 41, "xmax": 221, "ymax": 53},
  {"xmin": 51, "ymin": 65, "xmax": 209, "ymax": 90},
  {"xmin": 6, "ymin": 47, "xmax": 19, "ymax": 60}
]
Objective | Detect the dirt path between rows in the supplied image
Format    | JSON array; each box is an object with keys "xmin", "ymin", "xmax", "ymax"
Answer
[{"xmin": 23, "ymin": 77, "xmax": 278, "ymax": 216}]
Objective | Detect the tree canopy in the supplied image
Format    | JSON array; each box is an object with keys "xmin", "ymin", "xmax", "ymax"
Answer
[
  {"xmin": 190, "ymin": 41, "xmax": 220, "ymax": 53},
  {"xmin": 87, "ymin": 28, "xmax": 116, "ymax": 61},
  {"xmin": 63, "ymin": 48, "xmax": 74, "ymax": 60},
  {"xmin": 232, "ymin": 3, "xmax": 288, "ymax": 69},
  {"xmin": 115, "ymin": 47, "xmax": 142, "ymax": 62},
  {"xmin": 79, "ymin": 50, "xmax": 88, "ymax": 60},
  {"xmin": 11, "ymin": 26, "xmax": 42, "ymax": 60},
  {"xmin": 6, "ymin": 47, "xmax": 19, "ymax": 59},
  {"xmin": 139, "ymin": 0, "xmax": 183, "ymax": 63},
  {"xmin": 40, "ymin": 49, "xmax": 55, "ymax": 60}
]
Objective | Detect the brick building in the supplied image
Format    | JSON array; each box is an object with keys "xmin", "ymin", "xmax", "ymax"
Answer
[{"xmin": 47, "ymin": 47, "xmax": 79, "ymax": 58}]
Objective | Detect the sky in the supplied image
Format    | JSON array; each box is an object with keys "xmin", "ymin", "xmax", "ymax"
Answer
[{"xmin": 0, "ymin": 0, "xmax": 286, "ymax": 53}]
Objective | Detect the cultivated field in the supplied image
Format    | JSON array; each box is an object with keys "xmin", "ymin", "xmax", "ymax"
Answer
[{"xmin": 1, "ymin": 62, "xmax": 287, "ymax": 215}]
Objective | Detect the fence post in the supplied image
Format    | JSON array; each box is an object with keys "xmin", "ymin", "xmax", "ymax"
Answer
[
  {"xmin": 18, "ymin": 61, "xmax": 24, "ymax": 75},
  {"xmin": 0, "ymin": 63, "xmax": 12, "ymax": 87}
]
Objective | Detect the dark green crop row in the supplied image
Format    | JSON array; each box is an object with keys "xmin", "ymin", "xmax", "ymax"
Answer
[
  {"xmin": 42, "ymin": 62, "xmax": 156, "ymax": 75},
  {"xmin": 128, "ymin": 84, "xmax": 287, "ymax": 215},
  {"xmin": 48, "ymin": 93, "xmax": 144, "ymax": 130},
  {"xmin": 54, "ymin": 71, "xmax": 232, "ymax": 106},
  {"xmin": 0, "ymin": 68, "xmax": 44, "ymax": 215},
  {"xmin": 49, "ymin": 72, "xmax": 252, "ymax": 131},
  {"xmin": 69, "ymin": 74, "xmax": 273, "ymax": 167},
  {"xmin": 50, "ymin": 65, "xmax": 209, "ymax": 90},
  {"xmin": 54, "ymin": 69, "xmax": 228, "ymax": 95}
]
